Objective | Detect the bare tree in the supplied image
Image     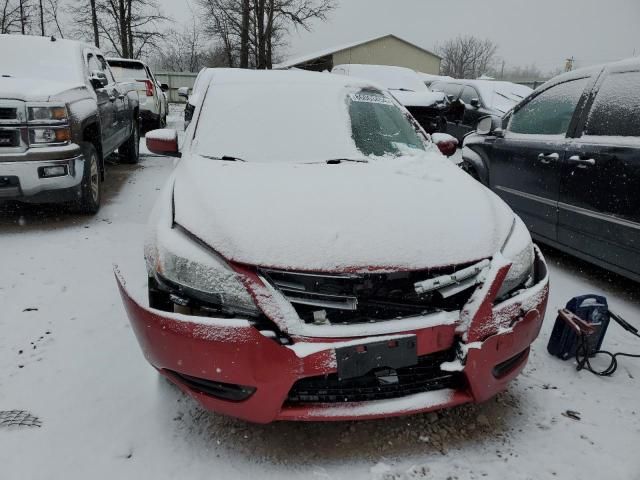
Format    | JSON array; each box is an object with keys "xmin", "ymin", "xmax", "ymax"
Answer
[
  {"xmin": 71, "ymin": 0, "xmax": 166, "ymax": 58},
  {"xmin": 152, "ymin": 20, "xmax": 206, "ymax": 72},
  {"xmin": 0, "ymin": 1, "xmax": 22, "ymax": 33},
  {"xmin": 437, "ymin": 35, "xmax": 498, "ymax": 79},
  {"xmin": 198, "ymin": 0, "xmax": 335, "ymax": 69}
]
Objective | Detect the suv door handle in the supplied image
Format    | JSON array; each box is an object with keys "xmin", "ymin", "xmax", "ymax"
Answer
[
  {"xmin": 537, "ymin": 152, "xmax": 559, "ymax": 164},
  {"xmin": 568, "ymin": 155, "xmax": 596, "ymax": 167}
]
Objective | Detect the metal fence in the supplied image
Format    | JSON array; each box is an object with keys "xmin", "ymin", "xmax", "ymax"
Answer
[{"xmin": 155, "ymin": 71, "xmax": 198, "ymax": 103}]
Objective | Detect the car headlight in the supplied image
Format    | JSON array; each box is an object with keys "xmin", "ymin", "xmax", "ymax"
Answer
[
  {"xmin": 150, "ymin": 225, "xmax": 260, "ymax": 317},
  {"xmin": 27, "ymin": 104, "xmax": 69, "ymax": 123},
  {"xmin": 497, "ymin": 216, "xmax": 535, "ymax": 300}
]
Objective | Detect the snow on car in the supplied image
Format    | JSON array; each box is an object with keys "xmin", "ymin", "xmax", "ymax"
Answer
[
  {"xmin": 115, "ymin": 69, "xmax": 549, "ymax": 424},
  {"xmin": 332, "ymin": 64, "xmax": 456, "ymax": 134}
]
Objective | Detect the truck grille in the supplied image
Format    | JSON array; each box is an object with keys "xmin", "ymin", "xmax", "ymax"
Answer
[
  {"xmin": 287, "ymin": 348, "xmax": 463, "ymax": 404},
  {"xmin": 260, "ymin": 265, "xmax": 479, "ymax": 325},
  {"xmin": 0, "ymin": 108, "xmax": 17, "ymax": 120},
  {"xmin": 0, "ymin": 130, "xmax": 19, "ymax": 147}
]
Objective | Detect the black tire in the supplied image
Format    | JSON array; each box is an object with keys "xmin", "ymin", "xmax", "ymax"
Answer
[
  {"xmin": 76, "ymin": 143, "xmax": 101, "ymax": 214},
  {"xmin": 120, "ymin": 118, "xmax": 140, "ymax": 164}
]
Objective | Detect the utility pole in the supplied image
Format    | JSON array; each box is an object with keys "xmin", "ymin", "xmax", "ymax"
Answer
[
  {"xmin": 90, "ymin": 0, "xmax": 100, "ymax": 48},
  {"xmin": 565, "ymin": 56, "xmax": 575, "ymax": 72}
]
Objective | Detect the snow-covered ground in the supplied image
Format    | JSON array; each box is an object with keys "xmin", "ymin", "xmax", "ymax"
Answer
[{"xmin": 1, "ymin": 105, "xmax": 638, "ymax": 479}]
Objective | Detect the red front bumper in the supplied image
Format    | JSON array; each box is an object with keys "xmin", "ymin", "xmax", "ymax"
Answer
[{"xmin": 116, "ymin": 250, "xmax": 549, "ymax": 424}]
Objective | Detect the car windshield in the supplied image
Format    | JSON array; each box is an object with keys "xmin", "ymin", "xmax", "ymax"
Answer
[
  {"xmin": 192, "ymin": 81, "xmax": 426, "ymax": 163},
  {"xmin": 108, "ymin": 61, "xmax": 147, "ymax": 81}
]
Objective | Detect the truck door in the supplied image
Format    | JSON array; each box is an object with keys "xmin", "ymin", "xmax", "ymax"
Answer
[{"xmin": 87, "ymin": 53, "xmax": 117, "ymax": 155}]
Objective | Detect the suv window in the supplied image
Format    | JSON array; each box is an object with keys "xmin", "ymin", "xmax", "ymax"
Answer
[
  {"xmin": 584, "ymin": 71, "xmax": 640, "ymax": 137},
  {"xmin": 460, "ymin": 86, "xmax": 479, "ymax": 105},
  {"xmin": 508, "ymin": 78, "xmax": 588, "ymax": 135}
]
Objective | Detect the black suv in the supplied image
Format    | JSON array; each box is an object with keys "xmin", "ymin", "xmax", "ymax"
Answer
[
  {"xmin": 462, "ymin": 58, "xmax": 640, "ymax": 282},
  {"xmin": 431, "ymin": 80, "xmax": 532, "ymax": 143}
]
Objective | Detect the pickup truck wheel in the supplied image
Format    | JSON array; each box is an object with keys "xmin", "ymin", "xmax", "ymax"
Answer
[
  {"xmin": 76, "ymin": 143, "xmax": 101, "ymax": 214},
  {"xmin": 120, "ymin": 119, "xmax": 140, "ymax": 164}
]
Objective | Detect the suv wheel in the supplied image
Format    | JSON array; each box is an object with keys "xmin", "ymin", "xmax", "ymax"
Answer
[
  {"xmin": 77, "ymin": 143, "xmax": 101, "ymax": 214},
  {"xmin": 120, "ymin": 119, "xmax": 140, "ymax": 164}
]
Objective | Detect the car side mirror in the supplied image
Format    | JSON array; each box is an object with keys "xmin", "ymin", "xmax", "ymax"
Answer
[
  {"xmin": 89, "ymin": 71, "xmax": 108, "ymax": 89},
  {"xmin": 476, "ymin": 116, "xmax": 493, "ymax": 135},
  {"xmin": 146, "ymin": 129, "xmax": 181, "ymax": 158},
  {"xmin": 470, "ymin": 98, "xmax": 480, "ymax": 108},
  {"xmin": 160, "ymin": 83, "xmax": 169, "ymax": 92},
  {"xmin": 177, "ymin": 87, "xmax": 190, "ymax": 99},
  {"xmin": 432, "ymin": 133, "xmax": 459, "ymax": 157}
]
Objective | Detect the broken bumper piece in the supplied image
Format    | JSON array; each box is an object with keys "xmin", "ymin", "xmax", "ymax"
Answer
[{"xmin": 115, "ymin": 248, "xmax": 548, "ymax": 424}]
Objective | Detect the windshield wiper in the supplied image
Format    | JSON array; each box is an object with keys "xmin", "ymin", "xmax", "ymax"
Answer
[
  {"xmin": 390, "ymin": 88, "xmax": 415, "ymax": 92},
  {"xmin": 200, "ymin": 154, "xmax": 247, "ymax": 162},
  {"xmin": 325, "ymin": 158, "xmax": 369, "ymax": 164}
]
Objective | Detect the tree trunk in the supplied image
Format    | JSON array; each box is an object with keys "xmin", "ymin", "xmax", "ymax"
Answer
[
  {"xmin": 117, "ymin": 0, "xmax": 128, "ymax": 57},
  {"xmin": 90, "ymin": 0, "xmax": 100, "ymax": 47},
  {"xmin": 19, "ymin": 0, "xmax": 24, "ymax": 34},
  {"xmin": 240, "ymin": 0, "xmax": 250, "ymax": 68},
  {"xmin": 39, "ymin": 0, "xmax": 44, "ymax": 35}
]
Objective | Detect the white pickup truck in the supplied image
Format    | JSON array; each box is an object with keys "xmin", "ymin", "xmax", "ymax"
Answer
[{"xmin": 0, "ymin": 35, "xmax": 140, "ymax": 214}]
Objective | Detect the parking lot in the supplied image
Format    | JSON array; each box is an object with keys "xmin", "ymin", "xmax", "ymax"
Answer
[{"xmin": 0, "ymin": 106, "xmax": 637, "ymax": 480}]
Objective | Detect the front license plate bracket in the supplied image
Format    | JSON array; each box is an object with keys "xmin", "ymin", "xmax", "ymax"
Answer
[{"xmin": 336, "ymin": 336, "xmax": 418, "ymax": 380}]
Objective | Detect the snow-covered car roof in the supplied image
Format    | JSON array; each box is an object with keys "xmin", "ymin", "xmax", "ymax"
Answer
[
  {"xmin": 440, "ymin": 79, "xmax": 533, "ymax": 113},
  {"xmin": 333, "ymin": 64, "xmax": 429, "ymax": 93}
]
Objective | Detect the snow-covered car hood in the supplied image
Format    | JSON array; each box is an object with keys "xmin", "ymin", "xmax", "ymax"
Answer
[
  {"xmin": 390, "ymin": 90, "xmax": 446, "ymax": 108},
  {"xmin": 0, "ymin": 76, "xmax": 86, "ymax": 102},
  {"xmin": 171, "ymin": 153, "xmax": 514, "ymax": 272}
]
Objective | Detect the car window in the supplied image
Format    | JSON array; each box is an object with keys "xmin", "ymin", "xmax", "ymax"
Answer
[
  {"xmin": 97, "ymin": 55, "xmax": 115, "ymax": 83},
  {"xmin": 349, "ymin": 91, "xmax": 426, "ymax": 157},
  {"xmin": 460, "ymin": 86, "xmax": 479, "ymax": 104},
  {"xmin": 508, "ymin": 78, "xmax": 589, "ymax": 135},
  {"xmin": 583, "ymin": 71, "xmax": 640, "ymax": 137},
  {"xmin": 431, "ymin": 82, "xmax": 463, "ymax": 99},
  {"xmin": 87, "ymin": 54, "xmax": 103, "ymax": 74},
  {"xmin": 109, "ymin": 61, "xmax": 146, "ymax": 82}
]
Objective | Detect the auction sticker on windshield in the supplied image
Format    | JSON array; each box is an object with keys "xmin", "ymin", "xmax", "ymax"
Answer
[{"xmin": 349, "ymin": 93, "xmax": 393, "ymax": 105}]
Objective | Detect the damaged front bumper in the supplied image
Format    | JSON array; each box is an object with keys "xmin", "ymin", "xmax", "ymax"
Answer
[{"xmin": 116, "ymin": 248, "xmax": 549, "ymax": 424}]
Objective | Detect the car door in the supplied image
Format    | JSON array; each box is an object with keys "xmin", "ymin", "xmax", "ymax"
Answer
[
  {"xmin": 99, "ymin": 54, "xmax": 129, "ymax": 145},
  {"xmin": 87, "ymin": 53, "xmax": 117, "ymax": 154},
  {"xmin": 431, "ymin": 82, "xmax": 464, "ymax": 138},
  {"xmin": 489, "ymin": 77, "xmax": 591, "ymax": 241},
  {"xmin": 559, "ymin": 67, "xmax": 640, "ymax": 278},
  {"xmin": 459, "ymin": 85, "xmax": 483, "ymax": 138}
]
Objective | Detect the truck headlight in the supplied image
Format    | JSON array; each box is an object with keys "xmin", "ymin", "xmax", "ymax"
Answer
[
  {"xmin": 28, "ymin": 105, "xmax": 69, "ymax": 123},
  {"xmin": 29, "ymin": 127, "xmax": 71, "ymax": 145},
  {"xmin": 497, "ymin": 216, "xmax": 535, "ymax": 300},
  {"xmin": 151, "ymin": 226, "xmax": 260, "ymax": 317}
]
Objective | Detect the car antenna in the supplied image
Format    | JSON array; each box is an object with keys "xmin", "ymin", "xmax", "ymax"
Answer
[{"xmin": 50, "ymin": 36, "xmax": 57, "ymax": 42}]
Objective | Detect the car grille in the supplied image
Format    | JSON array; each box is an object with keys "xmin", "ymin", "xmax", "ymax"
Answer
[
  {"xmin": 0, "ymin": 107, "xmax": 17, "ymax": 120},
  {"xmin": 287, "ymin": 348, "xmax": 463, "ymax": 404},
  {"xmin": 260, "ymin": 265, "xmax": 479, "ymax": 325},
  {"xmin": 0, "ymin": 129, "xmax": 19, "ymax": 147}
]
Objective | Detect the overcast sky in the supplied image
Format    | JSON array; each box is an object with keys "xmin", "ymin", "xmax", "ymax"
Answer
[{"xmin": 161, "ymin": 0, "xmax": 639, "ymax": 73}]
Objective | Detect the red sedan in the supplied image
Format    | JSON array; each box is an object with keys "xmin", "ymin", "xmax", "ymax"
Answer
[{"xmin": 117, "ymin": 69, "xmax": 549, "ymax": 424}]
